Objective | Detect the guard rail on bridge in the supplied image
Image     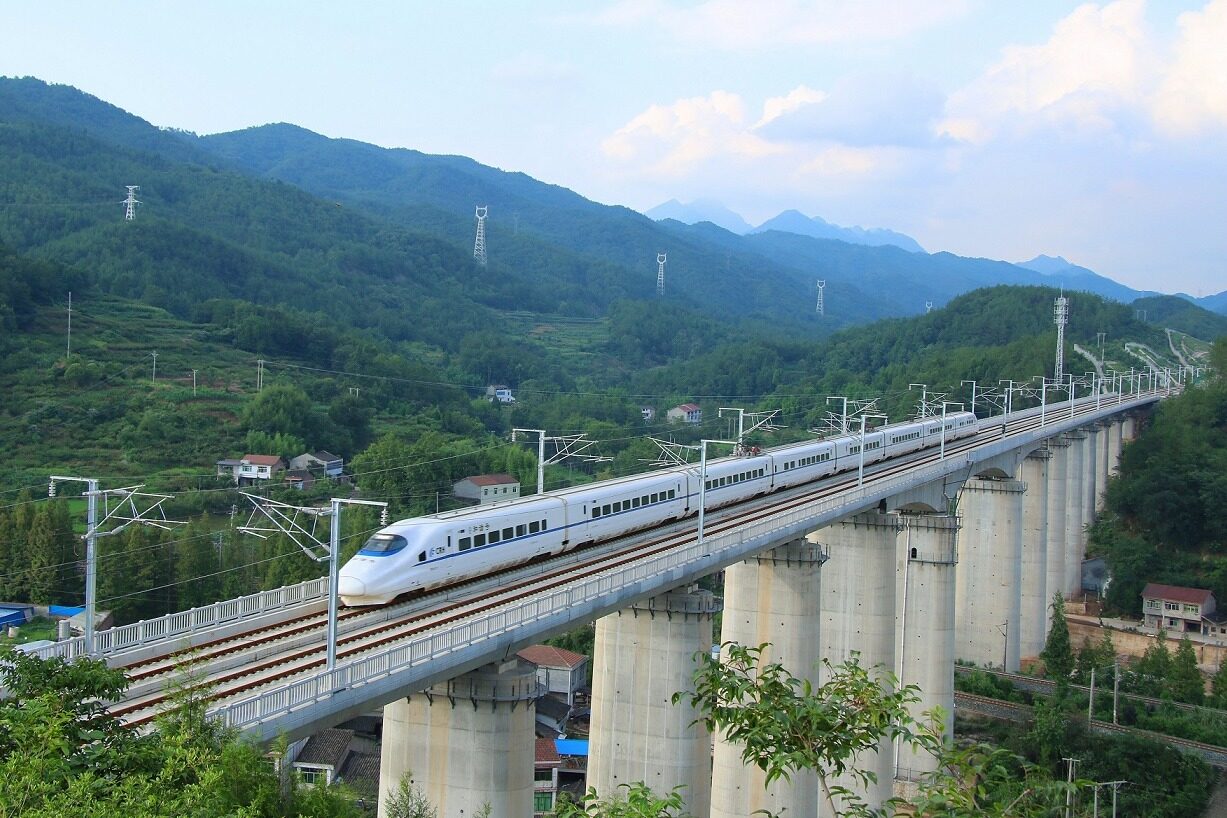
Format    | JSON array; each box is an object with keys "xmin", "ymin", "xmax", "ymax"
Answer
[{"xmin": 206, "ymin": 391, "xmax": 1160, "ymax": 741}]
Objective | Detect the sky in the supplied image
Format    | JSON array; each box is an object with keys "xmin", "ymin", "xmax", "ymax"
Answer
[{"xmin": 2, "ymin": 1, "xmax": 1225, "ymax": 295}]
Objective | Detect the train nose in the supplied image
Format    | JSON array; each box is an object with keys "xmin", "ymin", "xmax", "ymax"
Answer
[{"xmin": 337, "ymin": 574, "xmax": 367, "ymax": 598}]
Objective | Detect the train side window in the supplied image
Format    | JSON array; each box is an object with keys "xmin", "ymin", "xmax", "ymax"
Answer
[
  {"xmin": 540, "ymin": 519, "xmax": 548, "ymax": 531},
  {"xmin": 668, "ymin": 489, "xmax": 675, "ymax": 499},
  {"xmin": 474, "ymin": 533, "xmax": 486, "ymax": 547},
  {"xmin": 459, "ymin": 537, "xmax": 472, "ymax": 551},
  {"xmin": 529, "ymin": 521, "xmax": 540, "ymax": 533},
  {"xmin": 632, "ymin": 497, "xmax": 640, "ymax": 508},
  {"xmin": 516, "ymin": 524, "xmax": 526, "ymax": 537},
  {"xmin": 593, "ymin": 508, "xmax": 601, "ymax": 519},
  {"xmin": 489, "ymin": 530, "xmax": 500, "ymax": 544},
  {"xmin": 502, "ymin": 527, "xmax": 513, "ymax": 540},
  {"xmin": 602, "ymin": 504, "xmax": 611, "ymax": 515}
]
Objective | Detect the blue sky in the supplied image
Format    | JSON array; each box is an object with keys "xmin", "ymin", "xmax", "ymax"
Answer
[{"xmin": 2, "ymin": 1, "xmax": 1224, "ymax": 294}]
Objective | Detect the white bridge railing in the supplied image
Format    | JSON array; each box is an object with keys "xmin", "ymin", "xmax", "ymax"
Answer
[
  {"xmin": 27, "ymin": 577, "xmax": 329, "ymax": 662},
  {"xmin": 210, "ymin": 392, "xmax": 1159, "ymax": 733}
]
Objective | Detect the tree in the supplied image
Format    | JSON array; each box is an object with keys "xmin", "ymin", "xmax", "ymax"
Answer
[
  {"xmin": 1040, "ymin": 592, "xmax": 1074, "ymax": 683},
  {"xmin": 556, "ymin": 783, "xmax": 689, "ymax": 818},
  {"xmin": 1169, "ymin": 636, "xmax": 1205, "ymax": 705},
  {"xmin": 670, "ymin": 643, "xmax": 1078, "ymax": 817},
  {"xmin": 1210, "ymin": 660, "xmax": 1227, "ymax": 707},
  {"xmin": 383, "ymin": 772, "xmax": 437, "ymax": 818}
]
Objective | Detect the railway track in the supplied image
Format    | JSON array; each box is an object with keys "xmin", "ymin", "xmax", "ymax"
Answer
[
  {"xmin": 108, "ymin": 398, "xmax": 1134, "ymax": 728},
  {"xmin": 955, "ymin": 692, "xmax": 1227, "ymax": 767}
]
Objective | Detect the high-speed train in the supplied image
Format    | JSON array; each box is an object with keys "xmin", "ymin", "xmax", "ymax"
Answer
[{"xmin": 337, "ymin": 411, "xmax": 979, "ymax": 605}]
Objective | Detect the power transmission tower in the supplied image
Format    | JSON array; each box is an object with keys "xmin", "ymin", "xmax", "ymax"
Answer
[
  {"xmin": 512, "ymin": 429, "xmax": 612, "ymax": 494},
  {"xmin": 122, "ymin": 185, "xmax": 141, "ymax": 221},
  {"xmin": 237, "ymin": 495, "xmax": 388, "ymax": 670},
  {"xmin": 49, "ymin": 477, "xmax": 184, "ymax": 654},
  {"xmin": 656, "ymin": 253, "xmax": 667, "ymax": 297},
  {"xmin": 925, "ymin": 301, "xmax": 934, "ymax": 314},
  {"xmin": 815, "ymin": 280, "xmax": 825, "ymax": 315},
  {"xmin": 1054, "ymin": 292, "xmax": 1069, "ymax": 381},
  {"xmin": 473, "ymin": 205, "xmax": 488, "ymax": 266}
]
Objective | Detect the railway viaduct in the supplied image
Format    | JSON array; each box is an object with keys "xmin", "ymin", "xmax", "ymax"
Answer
[{"xmin": 29, "ymin": 387, "xmax": 1162, "ymax": 817}]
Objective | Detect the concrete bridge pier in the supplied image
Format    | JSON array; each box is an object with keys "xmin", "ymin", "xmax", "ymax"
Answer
[
  {"xmin": 1044, "ymin": 436, "xmax": 1070, "ymax": 634},
  {"xmin": 1062, "ymin": 431, "xmax": 1087, "ymax": 598},
  {"xmin": 819, "ymin": 511, "xmax": 902, "ymax": 813},
  {"xmin": 954, "ymin": 478, "xmax": 1024, "ymax": 670},
  {"xmin": 1081, "ymin": 426, "xmax": 1099, "ymax": 526},
  {"xmin": 1107, "ymin": 421, "xmax": 1123, "ymax": 477},
  {"xmin": 378, "ymin": 660, "xmax": 539, "ymax": 818},
  {"xmin": 1094, "ymin": 423, "xmax": 1111, "ymax": 512},
  {"xmin": 1019, "ymin": 449, "xmax": 1051, "ymax": 661},
  {"xmin": 896, "ymin": 513, "xmax": 959, "ymax": 780},
  {"xmin": 1122, "ymin": 414, "xmax": 1136, "ymax": 441},
  {"xmin": 711, "ymin": 539, "xmax": 825, "ymax": 818},
  {"xmin": 588, "ymin": 588, "xmax": 720, "ymax": 818}
]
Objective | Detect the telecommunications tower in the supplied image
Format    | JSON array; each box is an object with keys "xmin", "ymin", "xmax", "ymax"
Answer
[
  {"xmin": 473, "ymin": 206, "xmax": 488, "ymax": 266},
  {"xmin": 122, "ymin": 185, "xmax": 141, "ymax": 221},
  {"xmin": 1054, "ymin": 291, "xmax": 1069, "ymax": 381},
  {"xmin": 656, "ymin": 253, "xmax": 667, "ymax": 297},
  {"xmin": 815, "ymin": 280, "xmax": 826, "ymax": 315},
  {"xmin": 925, "ymin": 301, "xmax": 934, "ymax": 314}
]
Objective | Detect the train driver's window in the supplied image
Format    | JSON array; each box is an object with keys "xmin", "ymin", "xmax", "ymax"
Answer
[{"xmin": 417, "ymin": 551, "xmax": 426, "ymax": 563}]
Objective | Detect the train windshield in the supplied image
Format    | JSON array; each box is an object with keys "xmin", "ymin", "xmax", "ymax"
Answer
[{"xmin": 358, "ymin": 533, "xmax": 410, "ymax": 557}]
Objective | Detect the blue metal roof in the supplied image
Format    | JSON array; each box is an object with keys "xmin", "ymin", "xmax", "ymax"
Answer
[{"xmin": 554, "ymin": 738, "xmax": 589, "ymax": 757}]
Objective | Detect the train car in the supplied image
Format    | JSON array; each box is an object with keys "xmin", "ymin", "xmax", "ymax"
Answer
[
  {"xmin": 338, "ymin": 495, "xmax": 566, "ymax": 604},
  {"xmin": 338, "ymin": 410, "xmax": 984, "ymax": 605}
]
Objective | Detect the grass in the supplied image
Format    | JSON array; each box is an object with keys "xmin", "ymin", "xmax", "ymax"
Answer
[{"xmin": 0, "ymin": 616, "xmax": 59, "ymax": 645}]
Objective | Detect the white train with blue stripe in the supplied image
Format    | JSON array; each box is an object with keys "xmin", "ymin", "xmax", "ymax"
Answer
[{"xmin": 337, "ymin": 411, "xmax": 978, "ymax": 605}]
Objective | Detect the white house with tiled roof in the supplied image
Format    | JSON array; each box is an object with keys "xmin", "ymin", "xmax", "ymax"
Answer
[
  {"xmin": 1141, "ymin": 583, "xmax": 1217, "ymax": 633},
  {"xmin": 667, "ymin": 403, "xmax": 702, "ymax": 424},
  {"xmin": 518, "ymin": 644, "xmax": 589, "ymax": 705},
  {"xmin": 454, "ymin": 473, "xmax": 521, "ymax": 505}
]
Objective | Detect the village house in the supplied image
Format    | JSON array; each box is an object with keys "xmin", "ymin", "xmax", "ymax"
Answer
[
  {"xmin": 667, "ymin": 403, "xmax": 702, "ymax": 424},
  {"xmin": 1141, "ymin": 582, "xmax": 1225, "ymax": 635},
  {"xmin": 216, "ymin": 454, "xmax": 286, "ymax": 485},
  {"xmin": 453, "ymin": 474, "xmax": 521, "ymax": 505}
]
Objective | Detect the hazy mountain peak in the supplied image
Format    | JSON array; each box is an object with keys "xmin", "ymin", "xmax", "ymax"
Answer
[
  {"xmin": 749, "ymin": 210, "xmax": 925, "ymax": 254},
  {"xmin": 644, "ymin": 199, "xmax": 752, "ymax": 234}
]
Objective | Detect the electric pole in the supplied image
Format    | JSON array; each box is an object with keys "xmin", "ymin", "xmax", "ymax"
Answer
[
  {"xmin": 151, "ymin": 351, "xmax": 157, "ymax": 384},
  {"xmin": 66, "ymin": 291, "xmax": 72, "ymax": 360},
  {"xmin": 192, "ymin": 369, "xmax": 198, "ymax": 396}
]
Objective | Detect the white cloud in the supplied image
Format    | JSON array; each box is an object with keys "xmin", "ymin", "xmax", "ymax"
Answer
[
  {"xmin": 595, "ymin": 0, "xmax": 969, "ymax": 50},
  {"xmin": 939, "ymin": 0, "xmax": 1155, "ymax": 143},
  {"xmin": 601, "ymin": 91, "xmax": 784, "ymax": 174},
  {"xmin": 1153, "ymin": 0, "xmax": 1227, "ymax": 134},
  {"xmin": 756, "ymin": 85, "xmax": 827, "ymax": 129}
]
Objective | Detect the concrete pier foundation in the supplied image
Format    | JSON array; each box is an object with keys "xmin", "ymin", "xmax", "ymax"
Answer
[
  {"xmin": 955, "ymin": 478, "xmax": 1024, "ymax": 669},
  {"xmin": 588, "ymin": 588, "xmax": 720, "ymax": 817},
  {"xmin": 819, "ymin": 512, "xmax": 902, "ymax": 813},
  {"xmin": 378, "ymin": 660, "xmax": 539, "ymax": 818},
  {"xmin": 1063, "ymin": 431, "xmax": 1087, "ymax": 597},
  {"xmin": 1044, "ymin": 437, "xmax": 1070, "ymax": 635},
  {"xmin": 1107, "ymin": 421, "xmax": 1123, "ymax": 477},
  {"xmin": 712, "ymin": 540, "xmax": 824, "ymax": 818},
  {"xmin": 1081, "ymin": 426, "xmax": 1099, "ymax": 528},
  {"xmin": 896, "ymin": 513, "xmax": 959, "ymax": 780},
  {"xmin": 1020, "ymin": 450, "xmax": 1051, "ymax": 661},
  {"xmin": 1095, "ymin": 424, "xmax": 1111, "ymax": 511}
]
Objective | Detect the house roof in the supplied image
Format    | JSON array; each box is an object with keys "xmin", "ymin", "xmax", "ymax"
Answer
[
  {"xmin": 216, "ymin": 459, "xmax": 242, "ymax": 467},
  {"xmin": 295, "ymin": 728, "xmax": 353, "ymax": 767},
  {"xmin": 535, "ymin": 737, "xmax": 561, "ymax": 766},
  {"xmin": 555, "ymin": 738, "xmax": 589, "ymax": 757},
  {"xmin": 312, "ymin": 451, "xmax": 341, "ymax": 462},
  {"xmin": 1142, "ymin": 583, "xmax": 1214, "ymax": 606},
  {"xmin": 284, "ymin": 469, "xmax": 314, "ymax": 481},
  {"xmin": 242, "ymin": 454, "xmax": 284, "ymax": 467},
  {"xmin": 338, "ymin": 751, "xmax": 380, "ymax": 787},
  {"xmin": 463, "ymin": 473, "xmax": 519, "ymax": 486},
  {"xmin": 674, "ymin": 403, "xmax": 701, "ymax": 412},
  {"xmin": 518, "ymin": 644, "xmax": 588, "ymax": 669},
  {"xmin": 536, "ymin": 695, "xmax": 572, "ymax": 722}
]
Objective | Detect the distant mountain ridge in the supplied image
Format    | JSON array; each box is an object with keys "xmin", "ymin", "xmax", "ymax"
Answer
[
  {"xmin": 749, "ymin": 209, "xmax": 926, "ymax": 254},
  {"xmin": 0, "ymin": 76, "xmax": 1192, "ymax": 338},
  {"xmin": 644, "ymin": 199, "xmax": 751, "ymax": 234}
]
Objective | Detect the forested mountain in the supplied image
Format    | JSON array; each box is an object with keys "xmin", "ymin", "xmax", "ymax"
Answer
[
  {"xmin": 1016, "ymin": 254, "xmax": 1150, "ymax": 303},
  {"xmin": 644, "ymin": 198, "xmax": 753, "ymax": 234},
  {"xmin": 1130, "ymin": 295, "xmax": 1227, "ymax": 341}
]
